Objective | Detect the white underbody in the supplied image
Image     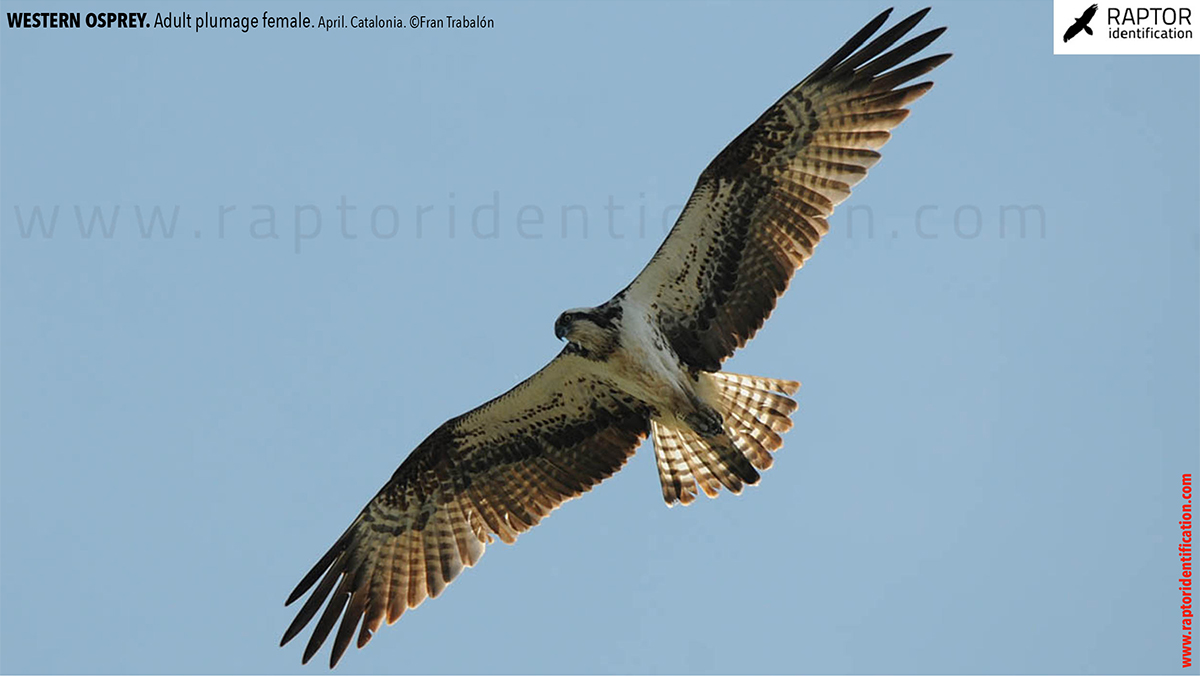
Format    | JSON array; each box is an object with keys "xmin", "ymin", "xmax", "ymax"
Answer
[{"xmin": 592, "ymin": 301, "xmax": 712, "ymax": 425}]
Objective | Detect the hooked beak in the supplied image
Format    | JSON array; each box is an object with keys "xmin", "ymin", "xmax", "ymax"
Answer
[{"xmin": 555, "ymin": 323, "xmax": 567, "ymax": 341}]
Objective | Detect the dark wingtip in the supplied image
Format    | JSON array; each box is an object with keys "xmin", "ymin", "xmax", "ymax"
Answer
[
  {"xmin": 805, "ymin": 6, "xmax": 899, "ymax": 83},
  {"xmin": 896, "ymin": 7, "xmax": 934, "ymax": 36},
  {"xmin": 280, "ymin": 619, "xmax": 303, "ymax": 648},
  {"xmin": 924, "ymin": 53, "xmax": 954, "ymax": 73},
  {"xmin": 302, "ymin": 642, "xmax": 320, "ymax": 666}
]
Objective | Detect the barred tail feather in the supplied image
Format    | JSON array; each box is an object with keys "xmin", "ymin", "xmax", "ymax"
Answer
[
  {"xmin": 710, "ymin": 371, "xmax": 800, "ymax": 470},
  {"xmin": 651, "ymin": 420, "xmax": 700, "ymax": 505},
  {"xmin": 650, "ymin": 371, "xmax": 800, "ymax": 506}
]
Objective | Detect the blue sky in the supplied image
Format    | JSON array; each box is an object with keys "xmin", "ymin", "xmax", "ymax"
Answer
[{"xmin": 1, "ymin": 1, "xmax": 1197, "ymax": 673}]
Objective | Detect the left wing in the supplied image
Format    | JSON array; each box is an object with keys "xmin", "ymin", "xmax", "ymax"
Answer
[
  {"xmin": 622, "ymin": 8, "xmax": 949, "ymax": 371},
  {"xmin": 281, "ymin": 351, "xmax": 650, "ymax": 667}
]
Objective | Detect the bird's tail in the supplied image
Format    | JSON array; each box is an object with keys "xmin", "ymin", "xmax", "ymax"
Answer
[{"xmin": 650, "ymin": 371, "xmax": 800, "ymax": 505}]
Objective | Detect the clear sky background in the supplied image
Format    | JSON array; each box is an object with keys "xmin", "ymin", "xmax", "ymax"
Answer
[{"xmin": 2, "ymin": 1, "xmax": 1197, "ymax": 673}]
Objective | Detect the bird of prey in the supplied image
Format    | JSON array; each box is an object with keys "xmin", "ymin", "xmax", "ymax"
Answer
[
  {"xmin": 282, "ymin": 7, "xmax": 949, "ymax": 668},
  {"xmin": 1063, "ymin": 3, "xmax": 1099, "ymax": 42}
]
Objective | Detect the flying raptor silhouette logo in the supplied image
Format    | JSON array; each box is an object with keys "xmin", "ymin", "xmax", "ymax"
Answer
[{"xmin": 1063, "ymin": 3, "xmax": 1099, "ymax": 42}]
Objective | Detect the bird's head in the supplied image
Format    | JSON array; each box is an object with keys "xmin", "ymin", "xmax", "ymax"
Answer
[{"xmin": 554, "ymin": 304, "xmax": 622, "ymax": 356}]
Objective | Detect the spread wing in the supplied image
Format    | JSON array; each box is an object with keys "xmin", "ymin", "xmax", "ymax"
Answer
[
  {"xmin": 1081, "ymin": 3, "xmax": 1098, "ymax": 22},
  {"xmin": 622, "ymin": 8, "xmax": 950, "ymax": 371},
  {"xmin": 281, "ymin": 351, "xmax": 650, "ymax": 667}
]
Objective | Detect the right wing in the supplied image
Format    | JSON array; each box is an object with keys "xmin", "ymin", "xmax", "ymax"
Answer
[{"xmin": 280, "ymin": 350, "xmax": 651, "ymax": 667}]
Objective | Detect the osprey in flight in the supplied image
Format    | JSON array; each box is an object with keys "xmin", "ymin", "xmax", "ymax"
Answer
[{"xmin": 283, "ymin": 7, "xmax": 948, "ymax": 667}]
